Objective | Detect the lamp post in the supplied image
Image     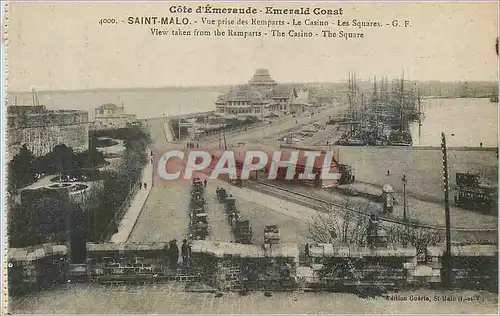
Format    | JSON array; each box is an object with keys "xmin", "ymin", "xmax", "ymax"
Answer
[{"xmin": 441, "ymin": 132, "xmax": 453, "ymax": 288}]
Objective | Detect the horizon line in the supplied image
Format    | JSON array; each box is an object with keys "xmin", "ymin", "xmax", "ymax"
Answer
[{"xmin": 7, "ymin": 79, "xmax": 499, "ymax": 94}]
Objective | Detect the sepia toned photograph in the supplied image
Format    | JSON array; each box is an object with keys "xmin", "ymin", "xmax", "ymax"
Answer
[{"xmin": 2, "ymin": 1, "xmax": 499, "ymax": 314}]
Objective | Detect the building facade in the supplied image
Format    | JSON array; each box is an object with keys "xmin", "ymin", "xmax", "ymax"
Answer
[
  {"xmin": 7, "ymin": 105, "xmax": 89, "ymax": 161},
  {"xmin": 93, "ymin": 103, "xmax": 137, "ymax": 130},
  {"xmin": 215, "ymin": 69, "xmax": 298, "ymax": 117}
]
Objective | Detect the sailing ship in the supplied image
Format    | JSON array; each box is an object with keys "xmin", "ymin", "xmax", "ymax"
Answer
[{"xmin": 335, "ymin": 72, "xmax": 421, "ymax": 147}]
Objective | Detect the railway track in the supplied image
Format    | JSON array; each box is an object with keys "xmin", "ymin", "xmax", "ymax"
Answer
[{"xmin": 245, "ymin": 180, "xmax": 497, "ymax": 243}]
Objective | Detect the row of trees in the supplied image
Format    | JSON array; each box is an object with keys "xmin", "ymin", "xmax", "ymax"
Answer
[
  {"xmin": 8, "ymin": 126, "xmax": 152, "ymax": 247},
  {"xmin": 84, "ymin": 126, "xmax": 152, "ymax": 241}
]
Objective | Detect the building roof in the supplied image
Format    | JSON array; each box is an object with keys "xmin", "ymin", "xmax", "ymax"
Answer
[
  {"xmin": 216, "ymin": 85, "xmax": 269, "ymax": 105},
  {"xmin": 248, "ymin": 69, "xmax": 277, "ymax": 86},
  {"xmin": 217, "ymin": 84, "xmax": 296, "ymax": 105},
  {"xmin": 272, "ymin": 85, "xmax": 297, "ymax": 99},
  {"xmin": 96, "ymin": 103, "xmax": 122, "ymax": 110}
]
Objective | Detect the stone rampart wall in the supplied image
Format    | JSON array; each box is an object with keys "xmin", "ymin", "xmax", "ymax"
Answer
[{"xmin": 7, "ymin": 111, "xmax": 89, "ymax": 160}]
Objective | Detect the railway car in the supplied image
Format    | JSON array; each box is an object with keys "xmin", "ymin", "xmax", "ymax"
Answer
[
  {"xmin": 454, "ymin": 172, "xmax": 497, "ymax": 213},
  {"xmin": 454, "ymin": 186, "xmax": 496, "ymax": 213}
]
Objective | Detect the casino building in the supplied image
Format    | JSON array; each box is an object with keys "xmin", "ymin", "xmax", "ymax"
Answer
[{"xmin": 215, "ymin": 69, "xmax": 298, "ymax": 118}]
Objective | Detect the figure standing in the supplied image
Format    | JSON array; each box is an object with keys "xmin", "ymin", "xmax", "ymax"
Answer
[
  {"xmin": 169, "ymin": 240, "xmax": 179, "ymax": 269},
  {"xmin": 139, "ymin": 182, "xmax": 143, "ymax": 189},
  {"xmin": 181, "ymin": 239, "xmax": 190, "ymax": 266},
  {"xmin": 144, "ymin": 182, "xmax": 147, "ymax": 189},
  {"xmin": 204, "ymin": 178, "xmax": 207, "ymax": 188}
]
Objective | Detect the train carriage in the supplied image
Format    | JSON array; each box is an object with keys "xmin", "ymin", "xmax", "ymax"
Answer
[{"xmin": 454, "ymin": 172, "xmax": 497, "ymax": 213}]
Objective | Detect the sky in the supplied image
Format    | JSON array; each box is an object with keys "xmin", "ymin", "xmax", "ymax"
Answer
[{"xmin": 5, "ymin": 1, "xmax": 499, "ymax": 91}]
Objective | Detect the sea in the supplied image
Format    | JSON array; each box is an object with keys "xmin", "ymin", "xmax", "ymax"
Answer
[
  {"xmin": 6, "ymin": 87, "xmax": 225, "ymax": 121},
  {"xmin": 409, "ymin": 97, "xmax": 498, "ymax": 148},
  {"xmin": 6, "ymin": 89, "xmax": 498, "ymax": 148}
]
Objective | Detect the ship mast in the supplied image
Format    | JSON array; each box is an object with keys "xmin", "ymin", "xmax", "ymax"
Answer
[
  {"xmin": 31, "ymin": 88, "xmax": 39, "ymax": 106},
  {"xmin": 400, "ymin": 71, "xmax": 405, "ymax": 131}
]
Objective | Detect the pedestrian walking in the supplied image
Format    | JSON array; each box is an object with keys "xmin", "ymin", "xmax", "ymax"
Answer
[
  {"xmin": 181, "ymin": 239, "xmax": 190, "ymax": 266},
  {"xmin": 139, "ymin": 182, "xmax": 143, "ymax": 189},
  {"xmin": 204, "ymin": 178, "xmax": 207, "ymax": 188},
  {"xmin": 144, "ymin": 182, "xmax": 147, "ymax": 189},
  {"xmin": 305, "ymin": 244, "xmax": 310, "ymax": 258},
  {"xmin": 387, "ymin": 170, "xmax": 390, "ymax": 176}
]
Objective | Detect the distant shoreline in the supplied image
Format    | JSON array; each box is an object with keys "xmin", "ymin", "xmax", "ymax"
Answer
[{"xmin": 7, "ymin": 80, "xmax": 498, "ymax": 95}]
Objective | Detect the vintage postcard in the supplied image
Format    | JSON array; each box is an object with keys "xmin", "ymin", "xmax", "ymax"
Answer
[{"xmin": 2, "ymin": 1, "xmax": 499, "ymax": 314}]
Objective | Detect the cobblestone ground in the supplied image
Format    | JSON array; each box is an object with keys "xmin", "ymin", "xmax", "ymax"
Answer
[{"xmin": 10, "ymin": 283, "xmax": 498, "ymax": 314}]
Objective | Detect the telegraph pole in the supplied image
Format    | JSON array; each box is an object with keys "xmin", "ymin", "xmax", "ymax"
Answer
[
  {"xmin": 402, "ymin": 174, "xmax": 407, "ymax": 222},
  {"xmin": 441, "ymin": 132, "xmax": 453, "ymax": 288}
]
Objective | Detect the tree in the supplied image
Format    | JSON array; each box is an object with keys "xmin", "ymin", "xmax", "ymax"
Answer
[
  {"xmin": 52, "ymin": 144, "xmax": 74, "ymax": 173},
  {"xmin": 309, "ymin": 199, "xmax": 372, "ymax": 245},
  {"xmin": 8, "ymin": 144, "xmax": 36, "ymax": 192}
]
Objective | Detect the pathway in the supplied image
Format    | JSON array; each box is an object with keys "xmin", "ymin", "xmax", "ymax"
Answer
[{"xmin": 110, "ymin": 156, "xmax": 153, "ymax": 243}]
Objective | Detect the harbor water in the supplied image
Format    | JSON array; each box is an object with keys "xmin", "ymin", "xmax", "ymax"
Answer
[{"xmin": 410, "ymin": 98, "xmax": 498, "ymax": 148}]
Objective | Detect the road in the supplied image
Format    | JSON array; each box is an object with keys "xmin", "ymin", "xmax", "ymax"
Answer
[{"xmin": 129, "ymin": 109, "xmax": 339, "ymax": 244}]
